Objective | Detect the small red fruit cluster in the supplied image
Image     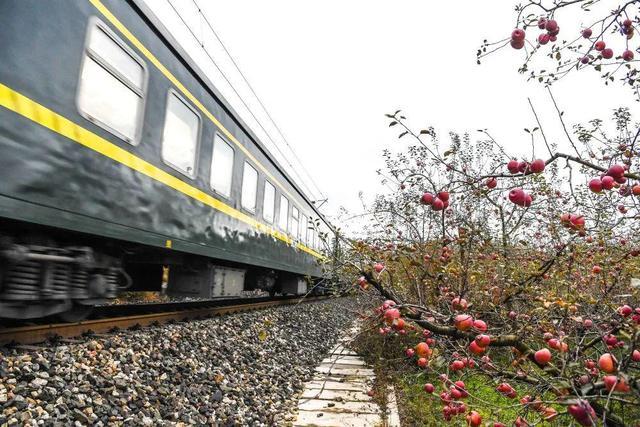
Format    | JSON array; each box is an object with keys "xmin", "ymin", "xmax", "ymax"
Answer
[
  {"xmin": 588, "ymin": 164, "xmax": 628, "ymax": 193},
  {"xmin": 406, "ymin": 340, "xmax": 434, "ymax": 368},
  {"xmin": 496, "ymin": 382, "xmax": 517, "ymax": 399},
  {"xmin": 420, "ymin": 191, "xmax": 449, "ymax": 211},
  {"xmin": 427, "ymin": 375, "xmax": 479, "ymax": 424},
  {"xmin": 559, "ymin": 213, "xmax": 585, "ymax": 232},
  {"xmin": 377, "ymin": 300, "xmax": 411, "ymax": 336},
  {"xmin": 520, "ymin": 396, "xmax": 558, "ymax": 421},
  {"xmin": 535, "ymin": 18, "xmax": 559, "ymax": 45},
  {"xmin": 510, "ymin": 28, "xmax": 526, "ymax": 49},
  {"xmin": 507, "ymin": 159, "xmax": 545, "ymax": 175},
  {"xmin": 508, "ymin": 188, "xmax": 533, "ymax": 207}
]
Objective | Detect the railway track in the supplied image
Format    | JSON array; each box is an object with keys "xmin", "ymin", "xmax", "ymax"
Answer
[{"xmin": 0, "ymin": 295, "xmax": 330, "ymax": 346}]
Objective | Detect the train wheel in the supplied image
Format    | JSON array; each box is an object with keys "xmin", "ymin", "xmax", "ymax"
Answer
[{"xmin": 57, "ymin": 303, "xmax": 93, "ymax": 323}]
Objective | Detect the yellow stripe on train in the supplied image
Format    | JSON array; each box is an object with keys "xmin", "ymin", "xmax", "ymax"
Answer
[{"xmin": 0, "ymin": 82, "xmax": 323, "ymax": 260}]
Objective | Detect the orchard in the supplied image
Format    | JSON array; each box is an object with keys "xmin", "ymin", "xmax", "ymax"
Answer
[{"xmin": 329, "ymin": 1, "xmax": 640, "ymax": 425}]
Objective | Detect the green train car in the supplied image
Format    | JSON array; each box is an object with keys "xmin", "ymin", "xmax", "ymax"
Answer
[{"xmin": 0, "ymin": 0, "xmax": 333, "ymax": 319}]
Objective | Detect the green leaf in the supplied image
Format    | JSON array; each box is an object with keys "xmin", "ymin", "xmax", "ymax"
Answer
[{"xmin": 389, "ymin": 121, "xmax": 398, "ymax": 127}]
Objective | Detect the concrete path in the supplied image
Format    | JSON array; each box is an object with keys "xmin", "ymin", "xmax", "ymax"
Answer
[{"xmin": 292, "ymin": 327, "xmax": 400, "ymax": 427}]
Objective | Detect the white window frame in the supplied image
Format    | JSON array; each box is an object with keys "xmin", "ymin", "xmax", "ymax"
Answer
[
  {"xmin": 278, "ymin": 195, "xmax": 289, "ymax": 232},
  {"xmin": 210, "ymin": 133, "xmax": 235, "ymax": 200},
  {"xmin": 300, "ymin": 214, "xmax": 307, "ymax": 243},
  {"xmin": 160, "ymin": 90, "xmax": 201, "ymax": 178},
  {"xmin": 76, "ymin": 17, "xmax": 147, "ymax": 145},
  {"xmin": 263, "ymin": 180, "xmax": 276, "ymax": 223},
  {"xmin": 240, "ymin": 161, "xmax": 258, "ymax": 213},
  {"xmin": 290, "ymin": 206, "xmax": 299, "ymax": 238}
]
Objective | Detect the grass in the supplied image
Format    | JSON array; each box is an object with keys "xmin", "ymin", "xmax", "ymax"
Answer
[{"xmin": 352, "ymin": 325, "xmax": 569, "ymax": 426}]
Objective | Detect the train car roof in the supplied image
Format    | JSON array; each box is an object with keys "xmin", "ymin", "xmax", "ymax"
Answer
[{"xmin": 128, "ymin": 0, "xmax": 334, "ymax": 231}]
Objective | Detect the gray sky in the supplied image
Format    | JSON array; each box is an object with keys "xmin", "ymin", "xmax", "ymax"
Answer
[{"xmin": 144, "ymin": 0, "xmax": 635, "ymax": 227}]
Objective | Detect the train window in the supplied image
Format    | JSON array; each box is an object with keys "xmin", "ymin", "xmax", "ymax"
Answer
[
  {"xmin": 278, "ymin": 195, "xmax": 289, "ymax": 231},
  {"xmin": 305, "ymin": 220, "xmax": 311, "ymax": 246},
  {"xmin": 78, "ymin": 20, "xmax": 146, "ymax": 144},
  {"xmin": 161, "ymin": 92, "xmax": 200, "ymax": 177},
  {"xmin": 210, "ymin": 134, "xmax": 234, "ymax": 198},
  {"xmin": 263, "ymin": 181, "xmax": 275, "ymax": 223},
  {"xmin": 241, "ymin": 162, "xmax": 258, "ymax": 212},
  {"xmin": 300, "ymin": 214, "xmax": 307, "ymax": 243},
  {"xmin": 290, "ymin": 206, "xmax": 299, "ymax": 238}
]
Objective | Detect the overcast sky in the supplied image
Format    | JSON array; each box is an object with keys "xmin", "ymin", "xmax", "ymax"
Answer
[{"xmin": 144, "ymin": 0, "xmax": 636, "ymax": 227}]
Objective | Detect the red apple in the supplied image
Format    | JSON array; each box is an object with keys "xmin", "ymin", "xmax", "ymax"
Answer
[
  {"xmin": 545, "ymin": 19, "xmax": 558, "ymax": 32},
  {"xmin": 512, "ymin": 29, "xmax": 526, "ymax": 42},
  {"xmin": 454, "ymin": 314, "xmax": 474, "ymax": 331},
  {"xmin": 475, "ymin": 334, "xmax": 491, "ymax": 347},
  {"xmin": 486, "ymin": 177, "xmax": 497, "ymax": 189},
  {"xmin": 601, "ymin": 175, "xmax": 615, "ymax": 190},
  {"xmin": 582, "ymin": 28, "xmax": 593, "ymax": 38},
  {"xmin": 469, "ymin": 340, "xmax": 486, "ymax": 355},
  {"xmin": 623, "ymin": 49, "xmax": 634, "ymax": 61},
  {"xmin": 374, "ymin": 263, "xmax": 384, "ymax": 273},
  {"xmin": 588, "ymin": 178, "xmax": 603, "ymax": 193},
  {"xmin": 417, "ymin": 357, "xmax": 428, "ymax": 368},
  {"xmin": 608, "ymin": 164, "xmax": 625, "ymax": 178},
  {"xmin": 415, "ymin": 342, "xmax": 431, "ymax": 358},
  {"xmin": 383, "ymin": 308, "xmax": 400, "ymax": 323},
  {"xmin": 473, "ymin": 319, "xmax": 487, "ymax": 331},
  {"xmin": 598, "ymin": 353, "xmax": 617, "ymax": 373},
  {"xmin": 423, "ymin": 383, "xmax": 434, "ymax": 393},
  {"xmin": 467, "ymin": 411, "xmax": 482, "ymax": 427},
  {"xmin": 420, "ymin": 192, "xmax": 434, "ymax": 205},
  {"xmin": 538, "ymin": 33, "xmax": 550, "ymax": 45},
  {"xmin": 568, "ymin": 401, "xmax": 597, "ymax": 426},
  {"xmin": 534, "ymin": 348, "xmax": 552, "ymax": 365},
  {"xmin": 438, "ymin": 191, "xmax": 450, "ymax": 202},
  {"xmin": 511, "ymin": 39, "xmax": 525, "ymax": 49},
  {"xmin": 508, "ymin": 188, "xmax": 526, "ymax": 206},
  {"xmin": 507, "ymin": 160, "xmax": 519, "ymax": 174},
  {"xmin": 618, "ymin": 304, "xmax": 633, "ymax": 317},
  {"xmin": 450, "ymin": 360, "xmax": 465, "ymax": 371},
  {"xmin": 530, "ymin": 159, "xmax": 545, "ymax": 173},
  {"xmin": 432, "ymin": 198, "xmax": 445, "ymax": 211},
  {"xmin": 595, "ymin": 40, "xmax": 606, "ymax": 51},
  {"xmin": 603, "ymin": 375, "xmax": 630, "ymax": 392}
]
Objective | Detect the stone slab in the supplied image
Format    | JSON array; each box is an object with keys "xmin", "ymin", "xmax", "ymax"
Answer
[
  {"xmin": 330, "ymin": 345, "xmax": 357, "ymax": 355},
  {"xmin": 293, "ymin": 410, "xmax": 381, "ymax": 427},
  {"xmin": 304, "ymin": 380, "xmax": 369, "ymax": 392},
  {"xmin": 298, "ymin": 399, "xmax": 380, "ymax": 414},
  {"xmin": 314, "ymin": 366, "xmax": 374, "ymax": 376},
  {"xmin": 386, "ymin": 385, "xmax": 401, "ymax": 427},
  {"xmin": 321, "ymin": 357, "xmax": 366, "ymax": 366},
  {"xmin": 300, "ymin": 388, "xmax": 372, "ymax": 402}
]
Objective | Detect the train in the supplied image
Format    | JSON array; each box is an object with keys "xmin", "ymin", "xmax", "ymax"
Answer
[{"xmin": 0, "ymin": 0, "xmax": 335, "ymax": 320}]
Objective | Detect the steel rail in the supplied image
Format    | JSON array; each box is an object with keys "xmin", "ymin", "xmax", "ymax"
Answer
[{"xmin": 0, "ymin": 295, "xmax": 330, "ymax": 346}]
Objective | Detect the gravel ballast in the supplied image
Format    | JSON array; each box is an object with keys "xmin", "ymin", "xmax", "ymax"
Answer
[{"xmin": 0, "ymin": 297, "xmax": 359, "ymax": 426}]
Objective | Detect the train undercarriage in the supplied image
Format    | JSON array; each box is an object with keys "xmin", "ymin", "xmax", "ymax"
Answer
[{"xmin": 0, "ymin": 221, "xmax": 313, "ymax": 321}]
